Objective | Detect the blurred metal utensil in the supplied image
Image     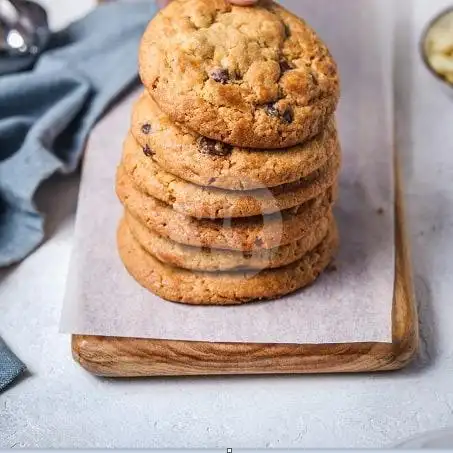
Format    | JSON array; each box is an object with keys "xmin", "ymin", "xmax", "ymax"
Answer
[{"xmin": 0, "ymin": 0, "xmax": 49, "ymax": 57}]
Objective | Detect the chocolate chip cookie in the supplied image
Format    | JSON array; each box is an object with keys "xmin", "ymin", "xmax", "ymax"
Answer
[
  {"xmin": 139, "ymin": 0, "xmax": 340, "ymax": 148},
  {"xmin": 131, "ymin": 92, "xmax": 340, "ymax": 190},
  {"xmin": 116, "ymin": 165, "xmax": 336, "ymax": 251},
  {"xmin": 126, "ymin": 209, "xmax": 333, "ymax": 271},
  {"xmin": 121, "ymin": 133, "xmax": 340, "ymax": 218},
  {"xmin": 118, "ymin": 217, "xmax": 339, "ymax": 305}
]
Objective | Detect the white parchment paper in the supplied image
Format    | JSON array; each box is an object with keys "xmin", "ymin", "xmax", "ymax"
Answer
[{"xmin": 61, "ymin": 0, "xmax": 395, "ymax": 344}]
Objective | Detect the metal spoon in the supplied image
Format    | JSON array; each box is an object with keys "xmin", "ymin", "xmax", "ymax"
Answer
[{"xmin": 0, "ymin": 0, "xmax": 49, "ymax": 74}]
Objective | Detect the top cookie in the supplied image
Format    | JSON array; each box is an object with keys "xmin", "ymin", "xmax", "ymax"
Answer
[{"xmin": 139, "ymin": 0, "xmax": 340, "ymax": 149}]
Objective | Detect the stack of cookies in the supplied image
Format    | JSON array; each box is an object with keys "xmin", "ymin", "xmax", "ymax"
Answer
[{"xmin": 116, "ymin": 0, "xmax": 341, "ymax": 305}]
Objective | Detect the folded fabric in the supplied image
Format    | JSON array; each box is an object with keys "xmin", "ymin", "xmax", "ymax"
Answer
[
  {"xmin": 0, "ymin": 0, "xmax": 158, "ymax": 267},
  {"xmin": 0, "ymin": 0, "xmax": 158, "ymax": 393},
  {"xmin": 0, "ymin": 337, "xmax": 26, "ymax": 392}
]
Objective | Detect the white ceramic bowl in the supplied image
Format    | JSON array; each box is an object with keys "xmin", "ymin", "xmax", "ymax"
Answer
[{"xmin": 420, "ymin": 7, "xmax": 453, "ymax": 96}]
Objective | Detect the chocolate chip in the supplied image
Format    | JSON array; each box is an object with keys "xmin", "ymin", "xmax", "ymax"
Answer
[
  {"xmin": 282, "ymin": 108, "xmax": 294, "ymax": 124},
  {"xmin": 279, "ymin": 60, "xmax": 292, "ymax": 73},
  {"xmin": 143, "ymin": 145, "xmax": 154, "ymax": 157},
  {"xmin": 141, "ymin": 123, "xmax": 151, "ymax": 134},
  {"xmin": 264, "ymin": 103, "xmax": 293, "ymax": 124},
  {"xmin": 198, "ymin": 137, "xmax": 232, "ymax": 157},
  {"xmin": 210, "ymin": 67, "xmax": 229, "ymax": 84},
  {"xmin": 201, "ymin": 246, "xmax": 212, "ymax": 254},
  {"xmin": 264, "ymin": 103, "xmax": 280, "ymax": 118},
  {"xmin": 243, "ymin": 251, "xmax": 253, "ymax": 259},
  {"xmin": 283, "ymin": 23, "xmax": 291, "ymax": 38}
]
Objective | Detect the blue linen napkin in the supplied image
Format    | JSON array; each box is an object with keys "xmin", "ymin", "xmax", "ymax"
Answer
[
  {"xmin": 0, "ymin": 0, "xmax": 158, "ymax": 391},
  {"xmin": 0, "ymin": 338, "xmax": 26, "ymax": 392}
]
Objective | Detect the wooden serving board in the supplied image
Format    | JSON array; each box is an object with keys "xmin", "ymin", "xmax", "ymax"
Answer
[{"xmin": 72, "ymin": 157, "xmax": 419, "ymax": 377}]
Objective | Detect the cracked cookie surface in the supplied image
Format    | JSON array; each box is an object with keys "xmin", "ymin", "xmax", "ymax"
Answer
[
  {"xmin": 118, "ymin": 217, "xmax": 339, "ymax": 305},
  {"xmin": 139, "ymin": 0, "xmax": 340, "ymax": 148},
  {"xmin": 122, "ymin": 132, "xmax": 340, "ymax": 218},
  {"xmin": 131, "ymin": 92, "xmax": 340, "ymax": 190}
]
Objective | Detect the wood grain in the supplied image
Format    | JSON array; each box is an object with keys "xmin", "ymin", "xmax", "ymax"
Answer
[{"xmin": 72, "ymin": 155, "xmax": 418, "ymax": 376}]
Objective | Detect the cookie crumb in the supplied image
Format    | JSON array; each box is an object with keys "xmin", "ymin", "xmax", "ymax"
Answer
[{"xmin": 377, "ymin": 207, "xmax": 384, "ymax": 215}]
